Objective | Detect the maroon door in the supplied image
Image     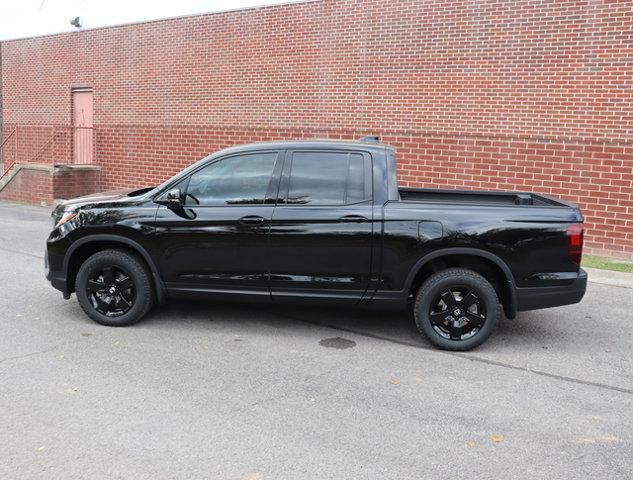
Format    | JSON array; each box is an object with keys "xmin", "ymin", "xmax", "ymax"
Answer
[{"xmin": 72, "ymin": 89, "xmax": 93, "ymax": 164}]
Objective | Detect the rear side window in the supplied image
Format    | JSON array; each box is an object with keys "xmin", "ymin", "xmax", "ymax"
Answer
[
  {"xmin": 185, "ymin": 152, "xmax": 278, "ymax": 205},
  {"xmin": 286, "ymin": 151, "xmax": 372, "ymax": 205}
]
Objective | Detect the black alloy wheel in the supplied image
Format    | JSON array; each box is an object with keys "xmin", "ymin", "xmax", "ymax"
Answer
[
  {"xmin": 75, "ymin": 249, "xmax": 154, "ymax": 327},
  {"xmin": 428, "ymin": 286, "xmax": 486, "ymax": 341},
  {"xmin": 414, "ymin": 268, "xmax": 499, "ymax": 351},
  {"xmin": 87, "ymin": 265, "xmax": 136, "ymax": 317}
]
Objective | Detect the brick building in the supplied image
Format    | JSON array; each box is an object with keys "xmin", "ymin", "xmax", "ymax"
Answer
[{"xmin": 0, "ymin": 0, "xmax": 632, "ymax": 258}]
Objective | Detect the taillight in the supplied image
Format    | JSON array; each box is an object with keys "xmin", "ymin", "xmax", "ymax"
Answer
[{"xmin": 567, "ymin": 224, "xmax": 584, "ymax": 265}]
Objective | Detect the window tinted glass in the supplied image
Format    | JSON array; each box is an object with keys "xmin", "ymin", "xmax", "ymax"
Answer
[
  {"xmin": 347, "ymin": 153, "xmax": 368, "ymax": 204},
  {"xmin": 287, "ymin": 151, "xmax": 371, "ymax": 205},
  {"xmin": 185, "ymin": 152, "xmax": 277, "ymax": 205}
]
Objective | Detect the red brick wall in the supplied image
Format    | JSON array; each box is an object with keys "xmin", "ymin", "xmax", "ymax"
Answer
[
  {"xmin": 1, "ymin": 0, "xmax": 632, "ymax": 257},
  {"xmin": 0, "ymin": 166, "xmax": 100, "ymax": 204},
  {"xmin": 53, "ymin": 167, "xmax": 101, "ymax": 200},
  {"xmin": 1, "ymin": 125, "xmax": 73, "ymax": 166},
  {"xmin": 0, "ymin": 168, "xmax": 53, "ymax": 204}
]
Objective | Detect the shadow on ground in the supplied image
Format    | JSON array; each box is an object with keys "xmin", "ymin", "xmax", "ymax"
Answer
[{"xmin": 139, "ymin": 298, "xmax": 555, "ymax": 353}]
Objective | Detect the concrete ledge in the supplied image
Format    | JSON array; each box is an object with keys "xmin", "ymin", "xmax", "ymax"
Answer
[
  {"xmin": 0, "ymin": 162, "xmax": 102, "ymax": 205},
  {"xmin": 585, "ymin": 267, "xmax": 633, "ymax": 289},
  {"xmin": 0, "ymin": 163, "xmax": 55, "ymax": 193},
  {"xmin": 8, "ymin": 163, "xmax": 55, "ymax": 173},
  {"xmin": 54, "ymin": 164, "xmax": 101, "ymax": 172}
]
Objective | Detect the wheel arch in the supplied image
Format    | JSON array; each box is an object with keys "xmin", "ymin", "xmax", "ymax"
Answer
[
  {"xmin": 405, "ymin": 248, "xmax": 517, "ymax": 319},
  {"xmin": 63, "ymin": 234, "xmax": 166, "ymax": 303}
]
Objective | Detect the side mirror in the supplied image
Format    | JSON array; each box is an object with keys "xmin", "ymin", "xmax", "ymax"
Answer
[{"xmin": 162, "ymin": 188, "xmax": 183, "ymax": 210}]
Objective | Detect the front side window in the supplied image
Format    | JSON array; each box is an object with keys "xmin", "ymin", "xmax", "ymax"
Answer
[
  {"xmin": 185, "ymin": 152, "xmax": 278, "ymax": 205},
  {"xmin": 286, "ymin": 151, "xmax": 372, "ymax": 205}
]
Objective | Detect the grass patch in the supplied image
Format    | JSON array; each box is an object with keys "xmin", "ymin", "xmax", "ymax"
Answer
[{"xmin": 582, "ymin": 254, "xmax": 633, "ymax": 273}]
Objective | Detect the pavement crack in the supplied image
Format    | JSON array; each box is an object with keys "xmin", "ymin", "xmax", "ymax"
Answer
[
  {"xmin": 451, "ymin": 352, "xmax": 633, "ymax": 395},
  {"xmin": 250, "ymin": 391, "xmax": 293, "ymax": 407},
  {"xmin": 0, "ymin": 339, "xmax": 81, "ymax": 365},
  {"xmin": 268, "ymin": 311, "xmax": 633, "ymax": 397},
  {"xmin": 0, "ymin": 245, "xmax": 44, "ymax": 260}
]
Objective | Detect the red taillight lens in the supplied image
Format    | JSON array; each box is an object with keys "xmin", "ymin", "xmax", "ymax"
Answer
[{"xmin": 567, "ymin": 224, "xmax": 584, "ymax": 265}]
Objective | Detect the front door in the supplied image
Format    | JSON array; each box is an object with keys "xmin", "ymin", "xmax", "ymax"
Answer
[
  {"xmin": 268, "ymin": 149, "xmax": 374, "ymax": 304},
  {"xmin": 72, "ymin": 88, "xmax": 93, "ymax": 164},
  {"xmin": 153, "ymin": 150, "xmax": 282, "ymax": 299}
]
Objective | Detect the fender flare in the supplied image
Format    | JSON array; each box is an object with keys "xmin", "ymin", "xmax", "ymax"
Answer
[
  {"xmin": 404, "ymin": 247, "xmax": 517, "ymax": 319},
  {"xmin": 63, "ymin": 234, "xmax": 166, "ymax": 304}
]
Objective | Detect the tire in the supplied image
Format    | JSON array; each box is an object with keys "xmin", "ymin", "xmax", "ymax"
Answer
[
  {"xmin": 75, "ymin": 249, "xmax": 154, "ymax": 327},
  {"xmin": 414, "ymin": 268, "xmax": 499, "ymax": 351}
]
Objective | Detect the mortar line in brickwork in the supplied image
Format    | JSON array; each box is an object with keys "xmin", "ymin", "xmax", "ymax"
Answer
[{"xmin": 85, "ymin": 124, "xmax": 633, "ymax": 148}]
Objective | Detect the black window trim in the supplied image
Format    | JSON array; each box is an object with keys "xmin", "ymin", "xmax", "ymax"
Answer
[
  {"xmin": 177, "ymin": 150, "xmax": 283, "ymax": 208},
  {"xmin": 278, "ymin": 149, "xmax": 373, "ymax": 207}
]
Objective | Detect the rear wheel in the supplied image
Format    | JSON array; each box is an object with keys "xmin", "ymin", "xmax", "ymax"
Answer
[
  {"xmin": 75, "ymin": 249, "xmax": 153, "ymax": 327},
  {"xmin": 414, "ymin": 268, "xmax": 499, "ymax": 351}
]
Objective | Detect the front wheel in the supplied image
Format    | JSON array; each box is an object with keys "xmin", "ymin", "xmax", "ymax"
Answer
[
  {"xmin": 414, "ymin": 268, "xmax": 499, "ymax": 351},
  {"xmin": 75, "ymin": 249, "xmax": 154, "ymax": 327}
]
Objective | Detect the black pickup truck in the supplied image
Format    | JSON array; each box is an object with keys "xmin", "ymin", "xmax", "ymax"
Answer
[{"xmin": 46, "ymin": 139, "xmax": 587, "ymax": 350}]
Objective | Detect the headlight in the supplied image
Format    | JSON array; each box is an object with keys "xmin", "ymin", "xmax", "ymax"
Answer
[{"xmin": 55, "ymin": 211, "xmax": 78, "ymax": 229}]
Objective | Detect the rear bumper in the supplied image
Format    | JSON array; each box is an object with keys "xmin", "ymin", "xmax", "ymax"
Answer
[{"xmin": 516, "ymin": 268, "xmax": 587, "ymax": 312}]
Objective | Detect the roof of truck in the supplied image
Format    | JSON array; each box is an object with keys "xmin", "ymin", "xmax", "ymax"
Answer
[{"xmin": 215, "ymin": 139, "xmax": 391, "ymax": 155}]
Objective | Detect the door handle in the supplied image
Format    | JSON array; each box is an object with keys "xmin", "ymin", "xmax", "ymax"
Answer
[
  {"xmin": 338, "ymin": 215, "xmax": 368, "ymax": 223},
  {"xmin": 238, "ymin": 215, "xmax": 266, "ymax": 225}
]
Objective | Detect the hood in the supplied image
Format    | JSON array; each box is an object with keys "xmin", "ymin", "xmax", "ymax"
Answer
[
  {"xmin": 59, "ymin": 187, "xmax": 156, "ymax": 209},
  {"xmin": 52, "ymin": 187, "xmax": 156, "ymax": 227}
]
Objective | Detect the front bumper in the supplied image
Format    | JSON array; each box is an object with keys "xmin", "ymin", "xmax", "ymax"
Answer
[
  {"xmin": 45, "ymin": 248, "xmax": 71, "ymax": 299},
  {"xmin": 516, "ymin": 268, "xmax": 587, "ymax": 312}
]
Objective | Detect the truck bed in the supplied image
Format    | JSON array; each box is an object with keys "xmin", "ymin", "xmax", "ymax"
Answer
[{"xmin": 398, "ymin": 187, "xmax": 573, "ymax": 208}]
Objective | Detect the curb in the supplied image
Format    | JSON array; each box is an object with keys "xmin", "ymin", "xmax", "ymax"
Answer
[{"xmin": 585, "ymin": 267, "xmax": 633, "ymax": 289}]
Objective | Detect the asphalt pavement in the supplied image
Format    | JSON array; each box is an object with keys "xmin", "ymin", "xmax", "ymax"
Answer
[{"xmin": 0, "ymin": 200, "xmax": 631, "ymax": 479}]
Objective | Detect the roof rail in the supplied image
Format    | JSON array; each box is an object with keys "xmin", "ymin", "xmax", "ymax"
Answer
[{"xmin": 359, "ymin": 135, "xmax": 380, "ymax": 143}]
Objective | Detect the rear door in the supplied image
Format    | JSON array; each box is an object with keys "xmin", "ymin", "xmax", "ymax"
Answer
[{"xmin": 268, "ymin": 149, "xmax": 374, "ymax": 304}]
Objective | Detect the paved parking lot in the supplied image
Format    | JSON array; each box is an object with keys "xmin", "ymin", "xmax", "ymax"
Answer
[{"xmin": 1, "ymin": 200, "xmax": 632, "ymax": 479}]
